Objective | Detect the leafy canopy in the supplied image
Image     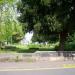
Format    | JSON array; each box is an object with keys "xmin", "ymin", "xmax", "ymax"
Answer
[{"xmin": 17, "ymin": 0, "xmax": 75, "ymax": 35}]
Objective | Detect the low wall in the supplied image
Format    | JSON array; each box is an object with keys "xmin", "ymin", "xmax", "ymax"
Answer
[{"xmin": 0, "ymin": 51, "xmax": 75, "ymax": 62}]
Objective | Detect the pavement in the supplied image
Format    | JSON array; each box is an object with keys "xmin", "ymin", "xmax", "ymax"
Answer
[
  {"xmin": 0, "ymin": 60, "xmax": 75, "ymax": 75},
  {"xmin": 0, "ymin": 52, "xmax": 75, "ymax": 75},
  {"xmin": 0, "ymin": 60, "xmax": 75, "ymax": 71}
]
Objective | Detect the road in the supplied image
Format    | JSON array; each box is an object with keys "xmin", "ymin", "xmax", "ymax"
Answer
[{"xmin": 0, "ymin": 68, "xmax": 75, "ymax": 75}]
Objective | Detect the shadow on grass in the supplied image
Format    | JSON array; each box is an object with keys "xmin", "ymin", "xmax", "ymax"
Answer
[
  {"xmin": 1, "ymin": 45, "xmax": 75, "ymax": 53},
  {"xmin": 1, "ymin": 46, "xmax": 37, "ymax": 53},
  {"xmin": 1, "ymin": 45, "xmax": 55, "ymax": 53}
]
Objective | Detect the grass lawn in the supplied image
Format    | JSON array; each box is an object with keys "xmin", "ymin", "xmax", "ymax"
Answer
[{"xmin": 0, "ymin": 42, "xmax": 59, "ymax": 53}]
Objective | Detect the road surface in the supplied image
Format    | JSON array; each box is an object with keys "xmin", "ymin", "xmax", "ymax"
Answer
[{"xmin": 0, "ymin": 68, "xmax": 75, "ymax": 75}]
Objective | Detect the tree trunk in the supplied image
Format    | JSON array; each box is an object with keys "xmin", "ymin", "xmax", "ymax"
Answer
[
  {"xmin": 57, "ymin": 31, "xmax": 68, "ymax": 56},
  {"xmin": 59, "ymin": 31, "xmax": 68, "ymax": 51}
]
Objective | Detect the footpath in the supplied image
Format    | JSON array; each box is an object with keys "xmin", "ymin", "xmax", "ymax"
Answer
[{"xmin": 0, "ymin": 60, "xmax": 75, "ymax": 71}]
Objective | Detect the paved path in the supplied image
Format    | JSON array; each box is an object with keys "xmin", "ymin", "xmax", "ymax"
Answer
[
  {"xmin": 0, "ymin": 60, "xmax": 75, "ymax": 69},
  {"xmin": 0, "ymin": 68, "xmax": 75, "ymax": 75},
  {"xmin": 0, "ymin": 60, "xmax": 75, "ymax": 75}
]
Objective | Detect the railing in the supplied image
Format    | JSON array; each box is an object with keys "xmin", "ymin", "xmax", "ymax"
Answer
[{"xmin": 0, "ymin": 51, "xmax": 75, "ymax": 62}]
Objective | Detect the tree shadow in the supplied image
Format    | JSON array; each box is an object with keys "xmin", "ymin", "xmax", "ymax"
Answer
[{"xmin": 56, "ymin": 51, "xmax": 75, "ymax": 60}]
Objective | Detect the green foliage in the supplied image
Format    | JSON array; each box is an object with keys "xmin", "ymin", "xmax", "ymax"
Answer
[
  {"xmin": 12, "ymin": 32, "xmax": 23, "ymax": 43},
  {"xmin": 65, "ymin": 42, "xmax": 75, "ymax": 51},
  {"xmin": 28, "ymin": 44, "xmax": 39, "ymax": 49},
  {"xmin": 17, "ymin": 0, "xmax": 75, "ymax": 33},
  {"xmin": 17, "ymin": 0, "xmax": 62, "ymax": 33},
  {"xmin": 0, "ymin": 42, "xmax": 59, "ymax": 53},
  {"xmin": 32, "ymin": 34, "xmax": 58, "ymax": 43},
  {"xmin": 17, "ymin": 0, "xmax": 75, "ymax": 51},
  {"xmin": 65, "ymin": 33, "xmax": 75, "ymax": 51},
  {"xmin": 0, "ymin": 0, "xmax": 23, "ymax": 44},
  {"xmin": 0, "ymin": 0, "xmax": 15, "ymax": 4}
]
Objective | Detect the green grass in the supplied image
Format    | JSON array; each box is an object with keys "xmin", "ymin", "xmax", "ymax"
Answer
[
  {"xmin": 0, "ymin": 49, "xmax": 17, "ymax": 53},
  {"xmin": 1, "ymin": 41, "xmax": 75, "ymax": 53},
  {"xmin": 14, "ymin": 44, "xmax": 28, "ymax": 49},
  {"xmin": 0, "ymin": 42, "xmax": 59, "ymax": 53}
]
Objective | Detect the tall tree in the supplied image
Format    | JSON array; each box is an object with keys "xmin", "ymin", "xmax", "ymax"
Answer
[
  {"xmin": 17, "ymin": 0, "xmax": 75, "ymax": 50},
  {"xmin": 0, "ymin": 0, "xmax": 23, "ymax": 44}
]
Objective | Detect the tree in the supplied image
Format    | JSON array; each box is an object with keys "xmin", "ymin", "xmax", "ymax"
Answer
[
  {"xmin": 32, "ymin": 33, "xmax": 58, "ymax": 43},
  {"xmin": 0, "ymin": 0, "xmax": 23, "ymax": 44},
  {"xmin": 17, "ymin": 0, "xmax": 75, "ymax": 51}
]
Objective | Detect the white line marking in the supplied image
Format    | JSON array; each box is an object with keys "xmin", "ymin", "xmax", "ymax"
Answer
[{"xmin": 0, "ymin": 67, "xmax": 65, "ymax": 71}]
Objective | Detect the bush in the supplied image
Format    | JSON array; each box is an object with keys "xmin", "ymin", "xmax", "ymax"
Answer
[
  {"xmin": 65, "ymin": 42, "xmax": 75, "ymax": 51},
  {"xmin": 54, "ymin": 45, "xmax": 59, "ymax": 50},
  {"xmin": 64, "ymin": 33, "xmax": 75, "ymax": 51},
  {"xmin": 28, "ymin": 44, "xmax": 39, "ymax": 49}
]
